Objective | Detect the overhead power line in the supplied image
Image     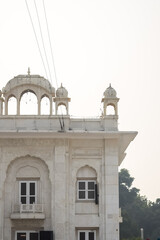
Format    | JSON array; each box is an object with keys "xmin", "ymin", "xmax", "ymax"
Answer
[
  {"xmin": 25, "ymin": 0, "xmax": 48, "ymax": 79},
  {"xmin": 24, "ymin": 0, "xmax": 64, "ymax": 128},
  {"xmin": 34, "ymin": 0, "xmax": 53, "ymax": 83},
  {"xmin": 42, "ymin": 0, "xmax": 58, "ymax": 88},
  {"xmin": 41, "ymin": 0, "xmax": 65, "ymax": 127}
]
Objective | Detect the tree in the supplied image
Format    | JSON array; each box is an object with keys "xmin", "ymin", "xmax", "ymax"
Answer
[
  {"xmin": 119, "ymin": 169, "xmax": 139, "ymax": 207},
  {"xmin": 119, "ymin": 169, "xmax": 148, "ymax": 240},
  {"xmin": 119, "ymin": 169, "xmax": 160, "ymax": 240}
]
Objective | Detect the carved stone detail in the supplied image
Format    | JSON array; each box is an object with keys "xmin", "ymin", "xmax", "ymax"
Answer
[
  {"xmin": 72, "ymin": 148, "xmax": 102, "ymax": 158},
  {"xmin": 0, "ymin": 139, "xmax": 55, "ymax": 147}
]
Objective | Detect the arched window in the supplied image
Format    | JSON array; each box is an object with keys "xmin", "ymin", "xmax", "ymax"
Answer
[
  {"xmin": 76, "ymin": 166, "xmax": 98, "ymax": 203},
  {"xmin": 6, "ymin": 156, "xmax": 51, "ymax": 217},
  {"xmin": 57, "ymin": 104, "xmax": 67, "ymax": 115},
  {"xmin": 106, "ymin": 104, "xmax": 115, "ymax": 115},
  {"xmin": 8, "ymin": 96, "xmax": 17, "ymax": 115},
  {"xmin": 20, "ymin": 90, "xmax": 38, "ymax": 115},
  {"xmin": 41, "ymin": 96, "xmax": 50, "ymax": 115}
]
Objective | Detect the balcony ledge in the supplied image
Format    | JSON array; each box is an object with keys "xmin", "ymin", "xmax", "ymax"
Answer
[{"xmin": 10, "ymin": 212, "xmax": 45, "ymax": 219}]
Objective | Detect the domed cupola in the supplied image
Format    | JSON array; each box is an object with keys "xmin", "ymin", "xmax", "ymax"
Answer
[
  {"xmin": 54, "ymin": 83, "xmax": 71, "ymax": 115},
  {"xmin": 102, "ymin": 84, "xmax": 119, "ymax": 116},
  {"xmin": 56, "ymin": 84, "xmax": 68, "ymax": 98},
  {"xmin": 104, "ymin": 84, "xmax": 117, "ymax": 98}
]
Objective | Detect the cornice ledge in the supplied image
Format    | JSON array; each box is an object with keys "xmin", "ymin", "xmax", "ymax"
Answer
[{"xmin": 0, "ymin": 130, "xmax": 138, "ymax": 139}]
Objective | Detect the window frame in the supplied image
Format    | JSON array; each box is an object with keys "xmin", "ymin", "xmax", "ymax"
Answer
[
  {"xmin": 15, "ymin": 231, "xmax": 38, "ymax": 240},
  {"xmin": 78, "ymin": 230, "xmax": 96, "ymax": 240},
  {"xmin": 19, "ymin": 181, "xmax": 37, "ymax": 204},
  {"xmin": 77, "ymin": 180, "xmax": 96, "ymax": 201}
]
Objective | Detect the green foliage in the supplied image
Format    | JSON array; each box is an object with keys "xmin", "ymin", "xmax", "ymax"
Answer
[
  {"xmin": 119, "ymin": 169, "xmax": 160, "ymax": 240},
  {"xmin": 119, "ymin": 169, "xmax": 134, "ymax": 188}
]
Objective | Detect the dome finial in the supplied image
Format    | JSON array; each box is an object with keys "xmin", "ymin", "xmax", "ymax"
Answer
[
  {"xmin": 27, "ymin": 67, "xmax": 30, "ymax": 76},
  {"xmin": 56, "ymin": 84, "xmax": 68, "ymax": 98},
  {"xmin": 103, "ymin": 84, "xmax": 117, "ymax": 98}
]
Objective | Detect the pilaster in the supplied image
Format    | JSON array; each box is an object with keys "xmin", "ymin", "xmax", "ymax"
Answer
[
  {"xmin": 0, "ymin": 98, "xmax": 4, "ymax": 115},
  {"xmin": 104, "ymin": 139, "xmax": 119, "ymax": 240},
  {"xmin": 54, "ymin": 140, "xmax": 67, "ymax": 240}
]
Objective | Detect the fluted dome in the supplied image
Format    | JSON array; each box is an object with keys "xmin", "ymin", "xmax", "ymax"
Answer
[
  {"xmin": 104, "ymin": 84, "xmax": 117, "ymax": 98},
  {"xmin": 2, "ymin": 74, "xmax": 55, "ymax": 95},
  {"xmin": 56, "ymin": 84, "xmax": 68, "ymax": 98}
]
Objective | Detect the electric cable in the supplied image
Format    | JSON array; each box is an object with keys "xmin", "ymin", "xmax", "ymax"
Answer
[
  {"xmin": 42, "ymin": 0, "xmax": 65, "ymax": 128},
  {"xmin": 42, "ymin": 0, "xmax": 58, "ymax": 87},
  {"xmin": 34, "ymin": 0, "xmax": 53, "ymax": 83},
  {"xmin": 25, "ymin": 0, "xmax": 65, "ymax": 127},
  {"xmin": 25, "ymin": 0, "xmax": 48, "ymax": 79}
]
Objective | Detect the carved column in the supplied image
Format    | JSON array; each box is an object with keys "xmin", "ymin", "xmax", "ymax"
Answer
[
  {"xmin": 54, "ymin": 140, "xmax": 67, "ymax": 240},
  {"xmin": 5, "ymin": 99, "xmax": 8, "ymax": 115},
  {"xmin": 104, "ymin": 139, "xmax": 119, "ymax": 240},
  {"xmin": 50, "ymin": 97, "xmax": 53, "ymax": 115},
  {"xmin": 38, "ymin": 98, "xmax": 41, "ymax": 115},
  {"xmin": 17, "ymin": 99, "xmax": 20, "ymax": 115},
  {"xmin": 65, "ymin": 103, "xmax": 67, "ymax": 115},
  {"xmin": 0, "ymin": 98, "xmax": 4, "ymax": 115},
  {"xmin": 55, "ymin": 103, "xmax": 58, "ymax": 115}
]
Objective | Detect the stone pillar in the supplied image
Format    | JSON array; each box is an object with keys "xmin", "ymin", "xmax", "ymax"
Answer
[
  {"xmin": 38, "ymin": 98, "xmax": 41, "ymax": 115},
  {"xmin": 5, "ymin": 99, "xmax": 8, "ymax": 115},
  {"xmin": 115, "ymin": 105, "xmax": 118, "ymax": 115},
  {"xmin": 0, "ymin": 98, "xmax": 4, "ymax": 115},
  {"xmin": 50, "ymin": 97, "xmax": 53, "ymax": 115},
  {"xmin": 54, "ymin": 140, "xmax": 67, "ymax": 240},
  {"xmin": 99, "ymin": 146, "xmax": 106, "ymax": 240},
  {"xmin": 0, "ymin": 148, "xmax": 4, "ymax": 239},
  {"xmin": 17, "ymin": 99, "xmax": 20, "ymax": 115},
  {"xmin": 0, "ymin": 199, "xmax": 4, "ymax": 240},
  {"xmin": 55, "ymin": 103, "xmax": 58, "ymax": 115},
  {"xmin": 103, "ymin": 103, "xmax": 106, "ymax": 116},
  {"xmin": 66, "ymin": 103, "xmax": 69, "ymax": 115},
  {"xmin": 104, "ymin": 139, "xmax": 119, "ymax": 240}
]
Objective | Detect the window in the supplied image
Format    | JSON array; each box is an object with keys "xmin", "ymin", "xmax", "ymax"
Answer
[
  {"xmin": 20, "ymin": 91, "xmax": 38, "ymax": 115},
  {"xmin": 78, "ymin": 230, "xmax": 96, "ymax": 240},
  {"xmin": 77, "ymin": 180, "xmax": 95, "ymax": 200},
  {"xmin": 106, "ymin": 105, "xmax": 115, "ymax": 115},
  {"xmin": 16, "ymin": 231, "xmax": 38, "ymax": 240},
  {"xmin": 8, "ymin": 96, "xmax": 17, "ymax": 115},
  {"xmin": 41, "ymin": 96, "xmax": 50, "ymax": 115},
  {"xmin": 19, "ymin": 181, "xmax": 37, "ymax": 204}
]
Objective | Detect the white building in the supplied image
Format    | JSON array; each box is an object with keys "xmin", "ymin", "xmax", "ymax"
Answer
[{"xmin": 0, "ymin": 72, "xmax": 137, "ymax": 240}]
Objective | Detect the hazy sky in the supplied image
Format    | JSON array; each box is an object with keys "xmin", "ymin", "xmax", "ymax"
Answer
[{"xmin": 0, "ymin": 0, "xmax": 160, "ymax": 201}]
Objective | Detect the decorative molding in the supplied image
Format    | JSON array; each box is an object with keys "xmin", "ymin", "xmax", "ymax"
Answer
[
  {"xmin": 0, "ymin": 139, "xmax": 55, "ymax": 147},
  {"xmin": 72, "ymin": 148, "xmax": 102, "ymax": 159}
]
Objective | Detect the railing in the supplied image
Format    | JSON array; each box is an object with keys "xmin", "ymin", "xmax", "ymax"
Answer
[{"xmin": 12, "ymin": 203, "xmax": 44, "ymax": 213}]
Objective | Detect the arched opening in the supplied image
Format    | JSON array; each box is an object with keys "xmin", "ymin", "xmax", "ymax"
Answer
[
  {"xmin": 5, "ymin": 155, "xmax": 51, "ymax": 218},
  {"xmin": 8, "ymin": 96, "xmax": 17, "ymax": 115},
  {"xmin": 76, "ymin": 165, "xmax": 97, "ymax": 201},
  {"xmin": 77, "ymin": 165, "xmax": 97, "ymax": 179},
  {"xmin": 20, "ymin": 90, "xmax": 38, "ymax": 115},
  {"xmin": 57, "ymin": 103, "xmax": 67, "ymax": 115},
  {"xmin": 41, "ymin": 95, "xmax": 50, "ymax": 115},
  {"xmin": 106, "ymin": 104, "xmax": 115, "ymax": 115}
]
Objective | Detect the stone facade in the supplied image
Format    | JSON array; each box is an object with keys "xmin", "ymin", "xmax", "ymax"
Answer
[{"xmin": 0, "ymin": 73, "xmax": 137, "ymax": 240}]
